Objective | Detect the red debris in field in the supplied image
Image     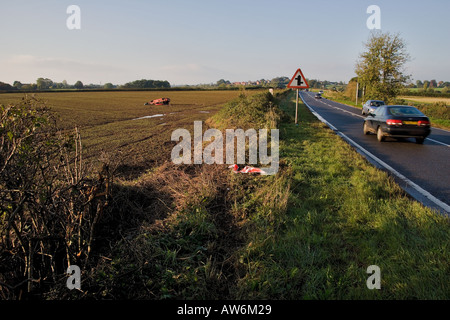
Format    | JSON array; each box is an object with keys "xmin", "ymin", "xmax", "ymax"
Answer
[
  {"xmin": 229, "ymin": 164, "xmax": 265, "ymax": 174},
  {"xmin": 145, "ymin": 98, "xmax": 170, "ymax": 105}
]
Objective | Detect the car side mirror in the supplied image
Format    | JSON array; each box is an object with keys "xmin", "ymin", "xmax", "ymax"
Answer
[{"xmin": 368, "ymin": 112, "xmax": 375, "ymax": 117}]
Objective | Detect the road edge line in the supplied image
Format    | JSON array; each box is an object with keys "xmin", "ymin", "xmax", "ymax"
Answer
[{"xmin": 299, "ymin": 92, "xmax": 450, "ymax": 216}]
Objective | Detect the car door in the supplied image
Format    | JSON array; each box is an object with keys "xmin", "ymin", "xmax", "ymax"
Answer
[
  {"xmin": 371, "ymin": 106, "xmax": 385, "ymax": 129},
  {"xmin": 367, "ymin": 106, "xmax": 382, "ymax": 130},
  {"xmin": 363, "ymin": 101, "xmax": 369, "ymax": 114}
]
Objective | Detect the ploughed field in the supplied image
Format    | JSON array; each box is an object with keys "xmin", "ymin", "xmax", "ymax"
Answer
[{"xmin": 0, "ymin": 90, "xmax": 244, "ymax": 178}]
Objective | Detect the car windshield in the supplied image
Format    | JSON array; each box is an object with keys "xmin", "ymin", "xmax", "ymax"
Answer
[
  {"xmin": 371, "ymin": 101, "xmax": 385, "ymax": 107},
  {"xmin": 388, "ymin": 107, "xmax": 424, "ymax": 116}
]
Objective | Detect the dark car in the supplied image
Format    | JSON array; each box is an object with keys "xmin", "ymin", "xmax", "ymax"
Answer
[
  {"xmin": 363, "ymin": 105, "xmax": 431, "ymax": 144},
  {"xmin": 314, "ymin": 93, "xmax": 322, "ymax": 99},
  {"xmin": 362, "ymin": 100, "xmax": 385, "ymax": 115}
]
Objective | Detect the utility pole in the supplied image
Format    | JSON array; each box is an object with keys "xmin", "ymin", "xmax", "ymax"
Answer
[{"xmin": 356, "ymin": 81, "xmax": 359, "ymax": 105}]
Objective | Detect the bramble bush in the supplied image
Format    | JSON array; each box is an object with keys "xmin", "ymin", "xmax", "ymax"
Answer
[{"xmin": 0, "ymin": 96, "xmax": 111, "ymax": 299}]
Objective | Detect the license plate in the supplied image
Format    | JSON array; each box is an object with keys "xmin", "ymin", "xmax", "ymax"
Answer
[{"xmin": 403, "ymin": 121, "xmax": 418, "ymax": 125}]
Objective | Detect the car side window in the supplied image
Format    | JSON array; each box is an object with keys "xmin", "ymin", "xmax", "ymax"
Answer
[{"xmin": 373, "ymin": 107, "xmax": 383, "ymax": 116}]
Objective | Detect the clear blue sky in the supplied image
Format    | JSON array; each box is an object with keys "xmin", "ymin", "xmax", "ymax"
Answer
[{"xmin": 1, "ymin": 0, "xmax": 448, "ymax": 86}]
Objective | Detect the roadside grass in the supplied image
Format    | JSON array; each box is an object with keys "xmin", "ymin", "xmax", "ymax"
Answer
[
  {"xmin": 207, "ymin": 90, "xmax": 282, "ymax": 130},
  {"xmin": 73, "ymin": 163, "xmax": 240, "ymax": 299},
  {"xmin": 321, "ymin": 91, "xmax": 363, "ymax": 109},
  {"xmin": 234, "ymin": 91, "xmax": 450, "ymax": 299},
  {"xmin": 395, "ymin": 97, "xmax": 450, "ymax": 129}
]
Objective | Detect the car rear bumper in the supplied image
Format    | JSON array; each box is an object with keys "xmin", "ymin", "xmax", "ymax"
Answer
[{"xmin": 383, "ymin": 126, "xmax": 431, "ymax": 138}]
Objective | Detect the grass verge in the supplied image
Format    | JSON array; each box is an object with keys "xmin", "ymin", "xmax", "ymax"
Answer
[{"xmin": 235, "ymin": 91, "xmax": 450, "ymax": 299}]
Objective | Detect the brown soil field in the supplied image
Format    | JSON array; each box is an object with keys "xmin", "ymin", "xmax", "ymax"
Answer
[{"xmin": 0, "ymin": 90, "xmax": 251, "ymax": 178}]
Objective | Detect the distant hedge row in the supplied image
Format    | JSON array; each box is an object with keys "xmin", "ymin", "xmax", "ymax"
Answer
[
  {"xmin": 400, "ymin": 89, "xmax": 450, "ymax": 98},
  {"xmin": 121, "ymin": 79, "xmax": 170, "ymax": 89}
]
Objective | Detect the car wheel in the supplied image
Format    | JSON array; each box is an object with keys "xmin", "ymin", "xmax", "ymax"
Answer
[
  {"xmin": 377, "ymin": 127, "xmax": 385, "ymax": 142},
  {"xmin": 363, "ymin": 122, "xmax": 370, "ymax": 135},
  {"xmin": 415, "ymin": 137, "xmax": 425, "ymax": 144}
]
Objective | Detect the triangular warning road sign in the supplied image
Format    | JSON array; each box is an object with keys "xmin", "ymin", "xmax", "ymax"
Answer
[{"xmin": 287, "ymin": 68, "xmax": 309, "ymax": 89}]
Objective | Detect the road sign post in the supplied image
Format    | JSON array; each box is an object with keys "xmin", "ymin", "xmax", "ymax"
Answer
[{"xmin": 287, "ymin": 68, "xmax": 309, "ymax": 125}]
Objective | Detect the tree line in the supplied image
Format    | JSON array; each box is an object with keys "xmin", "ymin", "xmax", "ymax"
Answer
[
  {"xmin": 121, "ymin": 79, "xmax": 170, "ymax": 89},
  {"xmin": 0, "ymin": 78, "xmax": 171, "ymax": 91},
  {"xmin": 408, "ymin": 80, "xmax": 450, "ymax": 91}
]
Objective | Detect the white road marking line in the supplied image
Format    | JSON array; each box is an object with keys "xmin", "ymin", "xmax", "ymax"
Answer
[
  {"xmin": 426, "ymin": 138, "xmax": 450, "ymax": 147},
  {"xmin": 307, "ymin": 94, "xmax": 450, "ymax": 147},
  {"xmin": 363, "ymin": 123, "xmax": 448, "ymax": 147},
  {"xmin": 300, "ymin": 93, "xmax": 450, "ymax": 215}
]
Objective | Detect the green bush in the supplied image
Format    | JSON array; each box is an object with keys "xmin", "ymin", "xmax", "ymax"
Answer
[
  {"xmin": 415, "ymin": 102, "xmax": 450, "ymax": 120},
  {"xmin": 209, "ymin": 91, "xmax": 284, "ymax": 130}
]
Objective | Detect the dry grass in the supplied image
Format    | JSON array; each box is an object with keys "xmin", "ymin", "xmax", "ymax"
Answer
[{"xmin": 399, "ymin": 96, "xmax": 450, "ymax": 105}]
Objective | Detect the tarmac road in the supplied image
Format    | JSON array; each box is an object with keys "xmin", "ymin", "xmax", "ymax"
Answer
[{"xmin": 299, "ymin": 91, "xmax": 450, "ymax": 215}]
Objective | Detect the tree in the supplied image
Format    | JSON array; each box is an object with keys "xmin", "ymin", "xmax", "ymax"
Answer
[
  {"xmin": 74, "ymin": 80, "xmax": 84, "ymax": 89},
  {"xmin": 104, "ymin": 83, "xmax": 114, "ymax": 89},
  {"xmin": 0, "ymin": 82, "xmax": 15, "ymax": 90},
  {"xmin": 430, "ymin": 79, "xmax": 437, "ymax": 88},
  {"xmin": 344, "ymin": 77, "xmax": 359, "ymax": 102},
  {"xmin": 13, "ymin": 81, "xmax": 22, "ymax": 90},
  {"xmin": 308, "ymin": 79, "xmax": 318, "ymax": 88},
  {"xmin": 36, "ymin": 78, "xmax": 53, "ymax": 90},
  {"xmin": 270, "ymin": 77, "xmax": 289, "ymax": 88},
  {"xmin": 216, "ymin": 79, "xmax": 230, "ymax": 87},
  {"xmin": 416, "ymin": 80, "xmax": 423, "ymax": 88},
  {"xmin": 21, "ymin": 83, "xmax": 37, "ymax": 91},
  {"xmin": 355, "ymin": 31, "xmax": 410, "ymax": 103}
]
